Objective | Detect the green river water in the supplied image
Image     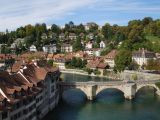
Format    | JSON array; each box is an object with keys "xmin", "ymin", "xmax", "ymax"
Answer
[{"xmin": 43, "ymin": 73, "xmax": 160, "ymax": 120}]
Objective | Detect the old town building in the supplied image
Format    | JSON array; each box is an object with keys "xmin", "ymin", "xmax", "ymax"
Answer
[
  {"xmin": 132, "ymin": 48, "xmax": 156, "ymax": 66},
  {"xmin": 0, "ymin": 61, "xmax": 60, "ymax": 120}
]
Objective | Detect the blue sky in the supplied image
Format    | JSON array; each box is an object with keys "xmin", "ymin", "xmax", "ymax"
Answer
[{"xmin": 0, "ymin": 0, "xmax": 160, "ymax": 31}]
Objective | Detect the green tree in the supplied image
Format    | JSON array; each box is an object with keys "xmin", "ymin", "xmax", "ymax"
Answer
[
  {"xmin": 142, "ymin": 17, "xmax": 153, "ymax": 26},
  {"xmin": 82, "ymin": 59, "xmax": 87, "ymax": 68},
  {"xmin": 25, "ymin": 24, "xmax": 35, "ymax": 36},
  {"xmin": 51, "ymin": 24, "xmax": 61, "ymax": 34},
  {"xmin": 102, "ymin": 23, "xmax": 113, "ymax": 40},
  {"xmin": 76, "ymin": 58, "xmax": 83, "ymax": 68},
  {"xmin": 73, "ymin": 37, "xmax": 82, "ymax": 51},
  {"xmin": 47, "ymin": 60, "xmax": 53, "ymax": 66},
  {"xmin": 128, "ymin": 61, "xmax": 139, "ymax": 70},
  {"xmin": 76, "ymin": 24, "xmax": 85, "ymax": 34},
  {"xmin": 114, "ymin": 50, "xmax": 132, "ymax": 72},
  {"xmin": 71, "ymin": 57, "xmax": 77, "ymax": 67},
  {"xmin": 89, "ymin": 23, "xmax": 98, "ymax": 33}
]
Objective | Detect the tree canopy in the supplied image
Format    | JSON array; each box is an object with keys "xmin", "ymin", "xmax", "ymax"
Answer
[{"xmin": 114, "ymin": 50, "xmax": 132, "ymax": 72}]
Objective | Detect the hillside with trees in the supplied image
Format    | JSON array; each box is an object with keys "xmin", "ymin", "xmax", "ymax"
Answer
[{"xmin": 0, "ymin": 17, "xmax": 160, "ymax": 55}]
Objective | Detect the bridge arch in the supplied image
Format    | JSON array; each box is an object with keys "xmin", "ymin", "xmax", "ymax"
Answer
[
  {"xmin": 136, "ymin": 84, "xmax": 160, "ymax": 94},
  {"xmin": 59, "ymin": 85, "xmax": 90, "ymax": 99},
  {"xmin": 96, "ymin": 86, "xmax": 125, "ymax": 97},
  {"xmin": 62, "ymin": 88, "xmax": 88, "ymax": 99}
]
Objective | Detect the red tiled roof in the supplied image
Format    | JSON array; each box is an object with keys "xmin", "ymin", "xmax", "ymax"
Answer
[
  {"xmin": 47, "ymin": 54, "xmax": 54, "ymax": 59},
  {"xmin": 23, "ymin": 65, "xmax": 48, "ymax": 84},
  {"xmin": 0, "ymin": 54, "xmax": 16, "ymax": 60},
  {"xmin": 97, "ymin": 63, "xmax": 108, "ymax": 69},
  {"xmin": 104, "ymin": 50, "xmax": 118, "ymax": 59},
  {"xmin": 4, "ymin": 87, "xmax": 16, "ymax": 95},
  {"xmin": 11, "ymin": 61, "xmax": 25, "ymax": 73},
  {"xmin": 19, "ymin": 52, "xmax": 47, "ymax": 60},
  {"xmin": 86, "ymin": 59, "xmax": 108, "ymax": 69}
]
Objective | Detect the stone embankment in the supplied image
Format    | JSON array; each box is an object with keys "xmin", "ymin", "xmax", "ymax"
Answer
[{"xmin": 60, "ymin": 69, "xmax": 160, "ymax": 81}]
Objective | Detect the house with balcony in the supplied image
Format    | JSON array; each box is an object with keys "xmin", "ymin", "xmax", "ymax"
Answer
[
  {"xmin": 68, "ymin": 33, "xmax": 77, "ymax": 40},
  {"xmin": 43, "ymin": 44, "xmax": 57, "ymax": 53},
  {"xmin": 59, "ymin": 33, "xmax": 65, "ymax": 41},
  {"xmin": 84, "ymin": 48, "xmax": 101, "ymax": 57},
  {"xmin": 61, "ymin": 44, "xmax": 73, "ymax": 53}
]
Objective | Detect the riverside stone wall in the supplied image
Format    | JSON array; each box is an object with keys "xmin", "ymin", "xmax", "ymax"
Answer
[{"xmin": 121, "ymin": 70, "xmax": 160, "ymax": 81}]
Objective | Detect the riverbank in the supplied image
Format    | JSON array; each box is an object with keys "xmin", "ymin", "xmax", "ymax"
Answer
[
  {"xmin": 60, "ymin": 69, "xmax": 160, "ymax": 81},
  {"xmin": 60, "ymin": 69, "xmax": 121, "ymax": 80}
]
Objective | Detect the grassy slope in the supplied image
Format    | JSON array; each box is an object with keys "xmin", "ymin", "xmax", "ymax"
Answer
[
  {"xmin": 145, "ymin": 35, "xmax": 160, "ymax": 52},
  {"xmin": 146, "ymin": 35, "xmax": 160, "ymax": 43}
]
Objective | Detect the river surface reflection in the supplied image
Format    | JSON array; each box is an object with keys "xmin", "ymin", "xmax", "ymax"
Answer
[
  {"xmin": 43, "ymin": 73, "xmax": 160, "ymax": 120},
  {"xmin": 60, "ymin": 73, "xmax": 118, "ymax": 82}
]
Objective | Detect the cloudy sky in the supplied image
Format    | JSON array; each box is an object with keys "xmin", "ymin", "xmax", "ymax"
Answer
[{"xmin": 0, "ymin": 0, "xmax": 160, "ymax": 31}]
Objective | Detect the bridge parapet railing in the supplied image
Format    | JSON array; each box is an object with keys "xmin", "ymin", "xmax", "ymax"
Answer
[
  {"xmin": 135, "ymin": 79, "xmax": 160, "ymax": 84},
  {"xmin": 59, "ymin": 81, "xmax": 130, "ymax": 86},
  {"xmin": 59, "ymin": 79, "xmax": 160, "ymax": 86}
]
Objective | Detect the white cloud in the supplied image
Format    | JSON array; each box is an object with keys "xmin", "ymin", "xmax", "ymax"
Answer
[
  {"xmin": 0, "ymin": 0, "xmax": 97, "ymax": 31},
  {"xmin": 0, "ymin": 0, "xmax": 159, "ymax": 31}
]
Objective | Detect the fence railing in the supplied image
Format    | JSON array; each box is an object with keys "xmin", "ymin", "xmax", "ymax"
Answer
[{"xmin": 59, "ymin": 79, "xmax": 160, "ymax": 86}]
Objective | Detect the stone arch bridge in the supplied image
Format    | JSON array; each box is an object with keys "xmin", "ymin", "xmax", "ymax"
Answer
[{"xmin": 59, "ymin": 80, "xmax": 160, "ymax": 100}]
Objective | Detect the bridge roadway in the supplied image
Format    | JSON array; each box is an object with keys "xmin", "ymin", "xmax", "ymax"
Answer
[{"xmin": 59, "ymin": 80, "xmax": 160, "ymax": 100}]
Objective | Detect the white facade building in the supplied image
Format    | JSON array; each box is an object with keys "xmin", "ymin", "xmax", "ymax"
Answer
[
  {"xmin": 30, "ymin": 45, "xmax": 37, "ymax": 52},
  {"xmin": 68, "ymin": 33, "xmax": 77, "ymax": 40},
  {"xmin": 85, "ymin": 41, "xmax": 93, "ymax": 49},
  {"xmin": 84, "ymin": 48, "xmax": 101, "ymax": 57},
  {"xmin": 132, "ymin": 48, "xmax": 156, "ymax": 66},
  {"xmin": 100, "ymin": 41, "xmax": 106, "ymax": 48},
  {"xmin": 43, "ymin": 44, "xmax": 57, "ymax": 53},
  {"xmin": 61, "ymin": 44, "xmax": 73, "ymax": 53}
]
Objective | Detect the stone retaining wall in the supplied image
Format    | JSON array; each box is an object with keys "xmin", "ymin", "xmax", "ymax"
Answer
[{"xmin": 121, "ymin": 70, "xmax": 160, "ymax": 81}]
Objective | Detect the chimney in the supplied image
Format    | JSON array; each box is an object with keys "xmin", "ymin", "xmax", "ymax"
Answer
[{"xmin": 20, "ymin": 66, "xmax": 24, "ymax": 73}]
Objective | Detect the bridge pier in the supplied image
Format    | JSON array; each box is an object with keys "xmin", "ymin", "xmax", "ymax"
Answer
[
  {"xmin": 123, "ymin": 83, "xmax": 136, "ymax": 100},
  {"xmin": 86, "ymin": 85, "xmax": 97, "ymax": 101},
  {"xmin": 156, "ymin": 90, "xmax": 160, "ymax": 96}
]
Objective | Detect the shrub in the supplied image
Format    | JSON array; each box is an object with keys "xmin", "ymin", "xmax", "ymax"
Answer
[
  {"xmin": 103, "ymin": 69, "xmax": 109, "ymax": 76},
  {"xmin": 132, "ymin": 74, "xmax": 138, "ymax": 81},
  {"xmin": 93, "ymin": 69, "xmax": 101, "ymax": 75},
  {"xmin": 47, "ymin": 60, "xmax": 53, "ymax": 66},
  {"xmin": 85, "ymin": 68, "xmax": 93, "ymax": 75}
]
